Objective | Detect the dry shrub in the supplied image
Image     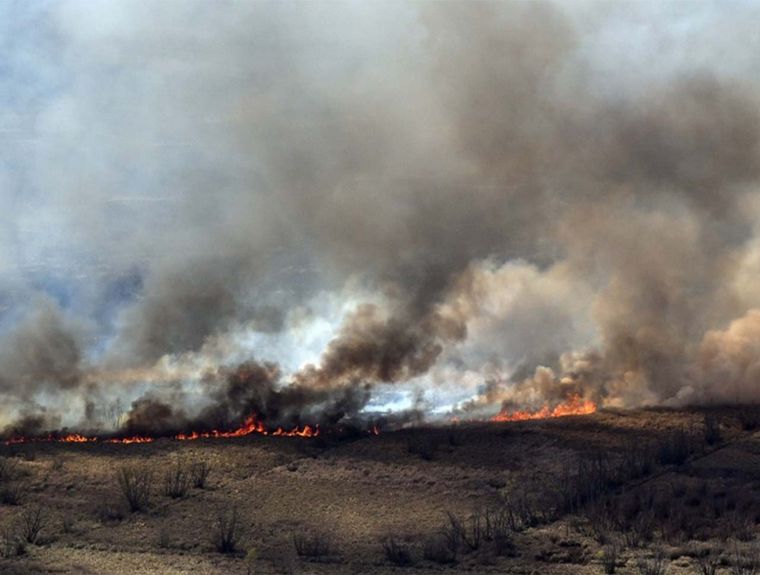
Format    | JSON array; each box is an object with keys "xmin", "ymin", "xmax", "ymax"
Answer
[
  {"xmin": 406, "ymin": 433, "xmax": 439, "ymax": 461},
  {"xmin": 21, "ymin": 505, "xmax": 46, "ymax": 544},
  {"xmin": 694, "ymin": 548, "xmax": 719, "ymax": 575},
  {"xmin": 0, "ymin": 457, "xmax": 17, "ymax": 482},
  {"xmin": 162, "ymin": 461, "xmax": 190, "ymax": 499},
  {"xmin": 636, "ymin": 550, "xmax": 669, "ymax": 575},
  {"xmin": 213, "ymin": 508, "xmax": 241, "ymax": 554},
  {"xmin": 602, "ymin": 542, "xmax": 620, "ymax": 574},
  {"xmin": 117, "ymin": 465, "xmax": 152, "ymax": 512},
  {"xmin": 190, "ymin": 461, "xmax": 211, "ymax": 489},
  {"xmin": 658, "ymin": 429, "xmax": 691, "ymax": 466},
  {"xmin": 730, "ymin": 542, "xmax": 760, "ymax": 575},
  {"xmin": 382, "ymin": 535, "xmax": 414, "ymax": 566},
  {"xmin": 0, "ymin": 482, "xmax": 25, "ymax": 506},
  {"xmin": 96, "ymin": 497, "xmax": 126, "ymax": 524},
  {"xmin": 292, "ymin": 531, "xmax": 333, "ymax": 558},
  {"xmin": 737, "ymin": 407, "xmax": 760, "ymax": 431},
  {"xmin": 703, "ymin": 413, "xmax": 722, "ymax": 446},
  {"xmin": 423, "ymin": 533, "xmax": 456, "ymax": 564},
  {"xmin": 0, "ymin": 525, "xmax": 26, "ymax": 558}
]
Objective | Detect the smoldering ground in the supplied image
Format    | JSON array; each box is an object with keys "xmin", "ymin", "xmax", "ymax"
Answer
[{"xmin": 3, "ymin": 1, "xmax": 760, "ymax": 435}]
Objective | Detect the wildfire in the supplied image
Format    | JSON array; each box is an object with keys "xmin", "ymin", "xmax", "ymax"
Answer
[
  {"xmin": 491, "ymin": 394, "xmax": 597, "ymax": 422},
  {"xmin": 3, "ymin": 414, "xmax": 321, "ymax": 445},
  {"xmin": 174, "ymin": 415, "xmax": 319, "ymax": 440}
]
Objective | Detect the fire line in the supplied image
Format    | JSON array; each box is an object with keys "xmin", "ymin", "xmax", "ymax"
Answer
[
  {"xmin": 3, "ymin": 414, "xmax": 322, "ymax": 445},
  {"xmin": 491, "ymin": 394, "xmax": 597, "ymax": 422}
]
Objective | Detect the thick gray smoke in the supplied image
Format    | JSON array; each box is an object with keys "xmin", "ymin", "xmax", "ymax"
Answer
[{"xmin": 3, "ymin": 1, "xmax": 760, "ymax": 434}]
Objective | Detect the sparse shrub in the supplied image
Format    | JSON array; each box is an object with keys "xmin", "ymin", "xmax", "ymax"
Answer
[
  {"xmin": 61, "ymin": 514, "xmax": 75, "ymax": 534},
  {"xmin": 423, "ymin": 533, "xmax": 456, "ymax": 564},
  {"xmin": 601, "ymin": 543, "xmax": 620, "ymax": 574},
  {"xmin": 406, "ymin": 433, "xmax": 438, "ymax": 461},
  {"xmin": 730, "ymin": 542, "xmax": 760, "ymax": 575},
  {"xmin": 637, "ymin": 550, "xmax": 668, "ymax": 575},
  {"xmin": 704, "ymin": 413, "xmax": 722, "ymax": 446},
  {"xmin": 658, "ymin": 430, "xmax": 691, "ymax": 466},
  {"xmin": 117, "ymin": 465, "xmax": 152, "ymax": 512},
  {"xmin": 737, "ymin": 407, "xmax": 760, "ymax": 431},
  {"xmin": 21, "ymin": 505, "xmax": 46, "ymax": 544},
  {"xmin": 446, "ymin": 511, "xmax": 481, "ymax": 552},
  {"xmin": 95, "ymin": 498, "xmax": 126, "ymax": 523},
  {"xmin": 0, "ymin": 482, "xmax": 24, "ymax": 505},
  {"xmin": 694, "ymin": 548, "xmax": 719, "ymax": 575},
  {"xmin": 162, "ymin": 461, "xmax": 190, "ymax": 498},
  {"xmin": 49, "ymin": 457, "xmax": 65, "ymax": 472},
  {"xmin": 0, "ymin": 525, "xmax": 26, "ymax": 558},
  {"xmin": 0, "ymin": 457, "xmax": 17, "ymax": 482},
  {"xmin": 158, "ymin": 527, "xmax": 170, "ymax": 548},
  {"xmin": 213, "ymin": 508, "xmax": 241, "ymax": 554},
  {"xmin": 483, "ymin": 506, "xmax": 515, "ymax": 556},
  {"xmin": 292, "ymin": 531, "xmax": 333, "ymax": 558},
  {"xmin": 620, "ymin": 439, "xmax": 655, "ymax": 479},
  {"xmin": 245, "ymin": 548, "xmax": 258, "ymax": 575},
  {"xmin": 500, "ymin": 479, "xmax": 558, "ymax": 530},
  {"xmin": 382, "ymin": 535, "xmax": 414, "ymax": 566},
  {"xmin": 622, "ymin": 510, "xmax": 655, "ymax": 548},
  {"xmin": 190, "ymin": 461, "xmax": 211, "ymax": 489}
]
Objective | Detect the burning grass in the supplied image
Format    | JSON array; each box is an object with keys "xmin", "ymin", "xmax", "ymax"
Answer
[
  {"xmin": 3, "ymin": 413, "xmax": 321, "ymax": 446},
  {"xmin": 491, "ymin": 394, "xmax": 597, "ymax": 422},
  {"xmin": 0, "ymin": 406, "xmax": 758, "ymax": 575}
]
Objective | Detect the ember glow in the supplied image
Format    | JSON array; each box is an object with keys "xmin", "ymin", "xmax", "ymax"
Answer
[
  {"xmin": 3, "ymin": 414, "xmax": 319, "ymax": 445},
  {"xmin": 491, "ymin": 395, "xmax": 597, "ymax": 422}
]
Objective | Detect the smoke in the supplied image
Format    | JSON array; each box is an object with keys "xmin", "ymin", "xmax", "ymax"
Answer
[{"xmin": 3, "ymin": 1, "xmax": 760, "ymax": 434}]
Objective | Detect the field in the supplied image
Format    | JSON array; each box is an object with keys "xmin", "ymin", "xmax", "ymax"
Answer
[{"xmin": 1, "ymin": 407, "xmax": 760, "ymax": 574}]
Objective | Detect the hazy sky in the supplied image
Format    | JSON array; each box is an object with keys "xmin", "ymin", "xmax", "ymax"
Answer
[{"xmin": 3, "ymin": 1, "xmax": 760, "ymax": 431}]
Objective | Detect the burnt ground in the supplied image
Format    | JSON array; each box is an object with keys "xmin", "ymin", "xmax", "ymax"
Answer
[{"xmin": 1, "ymin": 407, "xmax": 760, "ymax": 574}]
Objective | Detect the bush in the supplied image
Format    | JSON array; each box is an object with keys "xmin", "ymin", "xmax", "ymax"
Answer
[
  {"xmin": 602, "ymin": 543, "xmax": 620, "ymax": 574},
  {"xmin": 61, "ymin": 513, "xmax": 75, "ymax": 534},
  {"xmin": 292, "ymin": 531, "xmax": 333, "ymax": 558},
  {"xmin": 423, "ymin": 533, "xmax": 456, "ymax": 564},
  {"xmin": 637, "ymin": 551, "xmax": 668, "ymax": 575},
  {"xmin": 190, "ymin": 461, "xmax": 211, "ymax": 489},
  {"xmin": 730, "ymin": 543, "xmax": 760, "ymax": 575},
  {"xmin": 694, "ymin": 549, "xmax": 719, "ymax": 575},
  {"xmin": 0, "ymin": 525, "xmax": 26, "ymax": 559},
  {"xmin": 445, "ymin": 511, "xmax": 480, "ymax": 553},
  {"xmin": 0, "ymin": 482, "xmax": 24, "ymax": 506},
  {"xmin": 483, "ymin": 506, "xmax": 515, "ymax": 556},
  {"xmin": 117, "ymin": 465, "xmax": 152, "ymax": 512},
  {"xmin": 737, "ymin": 407, "xmax": 760, "ymax": 431},
  {"xmin": 0, "ymin": 457, "xmax": 17, "ymax": 482},
  {"xmin": 213, "ymin": 508, "xmax": 241, "ymax": 554},
  {"xmin": 21, "ymin": 505, "xmax": 46, "ymax": 544},
  {"xmin": 162, "ymin": 462, "xmax": 190, "ymax": 499},
  {"xmin": 382, "ymin": 536, "xmax": 414, "ymax": 566},
  {"xmin": 704, "ymin": 413, "xmax": 722, "ymax": 446},
  {"xmin": 95, "ymin": 498, "xmax": 126, "ymax": 524},
  {"xmin": 406, "ymin": 433, "xmax": 439, "ymax": 461},
  {"xmin": 658, "ymin": 430, "xmax": 691, "ymax": 466}
]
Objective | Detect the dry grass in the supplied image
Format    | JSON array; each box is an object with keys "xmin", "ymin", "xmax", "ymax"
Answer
[{"xmin": 0, "ymin": 407, "xmax": 757, "ymax": 574}]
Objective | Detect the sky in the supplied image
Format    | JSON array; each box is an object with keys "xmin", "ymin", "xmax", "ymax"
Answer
[{"xmin": 2, "ymin": 1, "xmax": 760, "ymax": 433}]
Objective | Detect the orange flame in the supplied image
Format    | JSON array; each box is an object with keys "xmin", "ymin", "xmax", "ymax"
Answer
[
  {"xmin": 491, "ymin": 394, "xmax": 597, "ymax": 422},
  {"xmin": 3, "ymin": 414, "xmax": 322, "ymax": 445}
]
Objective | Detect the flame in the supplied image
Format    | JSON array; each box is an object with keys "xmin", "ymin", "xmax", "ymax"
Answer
[
  {"xmin": 175, "ymin": 415, "xmax": 319, "ymax": 440},
  {"xmin": 491, "ymin": 394, "xmax": 597, "ymax": 422},
  {"xmin": 3, "ymin": 414, "xmax": 322, "ymax": 445}
]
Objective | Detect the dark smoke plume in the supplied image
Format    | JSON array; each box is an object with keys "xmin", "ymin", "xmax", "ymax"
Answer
[{"xmin": 3, "ymin": 1, "xmax": 760, "ymax": 434}]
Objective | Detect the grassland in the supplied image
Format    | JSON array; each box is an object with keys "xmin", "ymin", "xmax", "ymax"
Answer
[{"xmin": 1, "ymin": 407, "xmax": 759, "ymax": 574}]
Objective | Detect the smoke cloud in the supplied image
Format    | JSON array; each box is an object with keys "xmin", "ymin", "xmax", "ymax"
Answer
[{"xmin": 3, "ymin": 1, "xmax": 760, "ymax": 434}]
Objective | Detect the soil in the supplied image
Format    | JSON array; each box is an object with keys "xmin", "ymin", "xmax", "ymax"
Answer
[{"xmin": 1, "ymin": 407, "xmax": 759, "ymax": 574}]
